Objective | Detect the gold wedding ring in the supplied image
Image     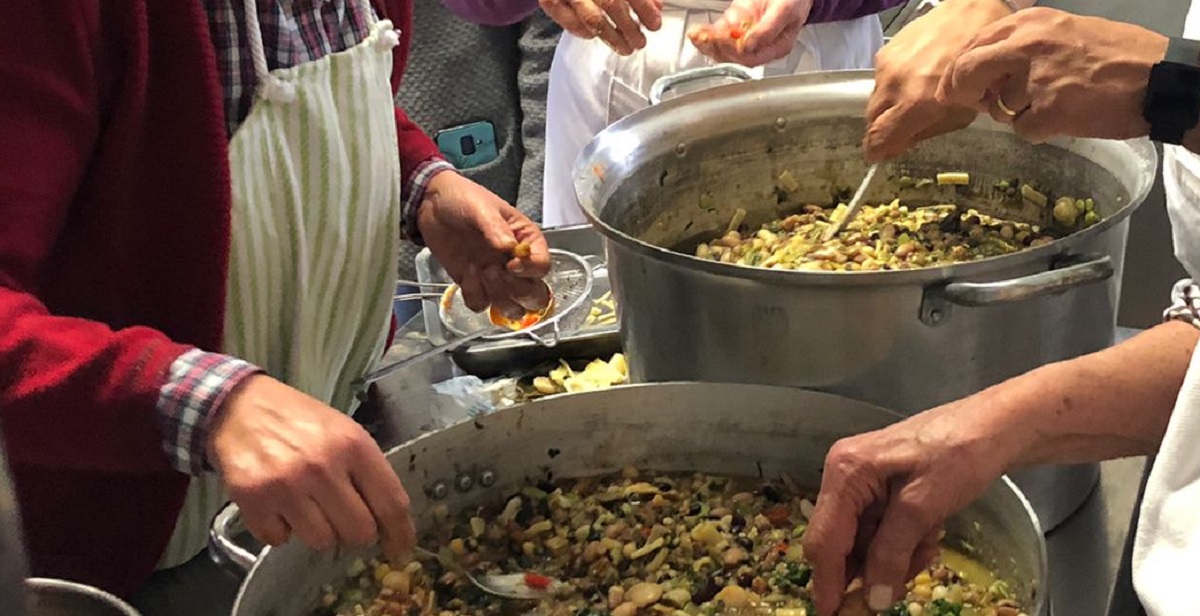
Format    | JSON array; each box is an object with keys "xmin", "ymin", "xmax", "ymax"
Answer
[{"xmin": 996, "ymin": 96, "xmax": 1024, "ymax": 118}]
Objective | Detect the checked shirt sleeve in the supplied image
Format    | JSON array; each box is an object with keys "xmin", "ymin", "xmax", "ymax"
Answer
[
  {"xmin": 1164, "ymin": 278, "xmax": 1200, "ymax": 328},
  {"xmin": 401, "ymin": 157, "xmax": 457, "ymax": 246},
  {"xmin": 156, "ymin": 348, "xmax": 262, "ymax": 475}
]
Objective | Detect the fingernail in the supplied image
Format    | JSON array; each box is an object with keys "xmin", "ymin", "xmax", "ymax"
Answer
[{"xmin": 868, "ymin": 585, "xmax": 894, "ymax": 611}]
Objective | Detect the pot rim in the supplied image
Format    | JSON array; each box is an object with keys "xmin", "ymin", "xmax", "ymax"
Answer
[
  {"xmin": 228, "ymin": 382, "xmax": 1049, "ymax": 616},
  {"xmin": 574, "ymin": 70, "xmax": 1157, "ymax": 287},
  {"xmin": 24, "ymin": 577, "xmax": 142, "ymax": 616}
]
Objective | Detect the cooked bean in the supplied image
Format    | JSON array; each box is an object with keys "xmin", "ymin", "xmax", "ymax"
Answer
[
  {"xmin": 613, "ymin": 602, "xmax": 639, "ymax": 616},
  {"xmin": 628, "ymin": 582, "xmax": 663, "ymax": 607}
]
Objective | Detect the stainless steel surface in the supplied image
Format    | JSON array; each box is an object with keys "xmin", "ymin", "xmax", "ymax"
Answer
[
  {"xmin": 0, "ymin": 426, "xmax": 28, "ymax": 616},
  {"xmin": 573, "ymin": 70, "xmax": 1156, "ymax": 531},
  {"xmin": 822, "ymin": 162, "xmax": 880, "ymax": 240},
  {"xmin": 25, "ymin": 578, "xmax": 142, "ymax": 616},
  {"xmin": 1047, "ymin": 456, "xmax": 1148, "ymax": 616},
  {"xmin": 218, "ymin": 382, "xmax": 1049, "ymax": 616},
  {"xmin": 417, "ymin": 226, "xmax": 622, "ymax": 376},
  {"xmin": 648, "ymin": 63, "xmax": 756, "ymax": 105}
]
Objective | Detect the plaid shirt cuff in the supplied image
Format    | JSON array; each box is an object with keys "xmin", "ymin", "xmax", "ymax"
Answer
[
  {"xmin": 1164, "ymin": 278, "xmax": 1200, "ymax": 328},
  {"xmin": 157, "ymin": 348, "xmax": 262, "ymax": 475},
  {"xmin": 402, "ymin": 158, "xmax": 457, "ymax": 246}
]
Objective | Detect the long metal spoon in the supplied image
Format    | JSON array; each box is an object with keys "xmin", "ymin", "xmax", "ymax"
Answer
[
  {"xmin": 415, "ymin": 547, "xmax": 561, "ymax": 601},
  {"xmin": 822, "ymin": 163, "xmax": 880, "ymax": 242}
]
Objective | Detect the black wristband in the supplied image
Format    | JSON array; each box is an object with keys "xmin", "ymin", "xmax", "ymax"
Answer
[{"xmin": 1143, "ymin": 37, "xmax": 1200, "ymax": 145}]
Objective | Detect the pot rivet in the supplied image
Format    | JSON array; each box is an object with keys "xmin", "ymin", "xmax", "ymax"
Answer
[
  {"xmin": 675, "ymin": 143, "xmax": 687, "ymax": 156},
  {"xmin": 430, "ymin": 481, "xmax": 449, "ymax": 500},
  {"xmin": 455, "ymin": 474, "xmax": 474, "ymax": 492},
  {"xmin": 775, "ymin": 117, "xmax": 787, "ymax": 130},
  {"xmin": 479, "ymin": 470, "xmax": 497, "ymax": 487},
  {"xmin": 929, "ymin": 309, "xmax": 945, "ymax": 323}
]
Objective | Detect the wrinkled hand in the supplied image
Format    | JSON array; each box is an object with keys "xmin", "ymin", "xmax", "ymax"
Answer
[
  {"xmin": 418, "ymin": 171, "xmax": 551, "ymax": 315},
  {"xmin": 538, "ymin": 0, "xmax": 663, "ymax": 55},
  {"xmin": 208, "ymin": 375, "xmax": 416, "ymax": 561},
  {"xmin": 687, "ymin": 0, "xmax": 813, "ymax": 67},
  {"xmin": 936, "ymin": 8, "xmax": 1168, "ymax": 144},
  {"xmin": 802, "ymin": 399, "xmax": 1013, "ymax": 616},
  {"xmin": 864, "ymin": 0, "xmax": 1014, "ymax": 161}
]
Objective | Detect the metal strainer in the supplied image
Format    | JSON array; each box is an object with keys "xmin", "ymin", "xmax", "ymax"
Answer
[
  {"xmin": 438, "ymin": 249, "xmax": 594, "ymax": 344},
  {"xmin": 360, "ymin": 249, "xmax": 595, "ymax": 386}
]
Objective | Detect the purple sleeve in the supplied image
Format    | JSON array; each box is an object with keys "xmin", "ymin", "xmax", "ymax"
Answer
[
  {"xmin": 807, "ymin": 0, "xmax": 908, "ymax": 24},
  {"xmin": 438, "ymin": 0, "xmax": 540, "ymax": 26}
]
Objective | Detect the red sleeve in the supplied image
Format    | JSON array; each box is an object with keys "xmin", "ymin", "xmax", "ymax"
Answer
[
  {"xmin": 0, "ymin": 2, "xmax": 190, "ymax": 473},
  {"xmin": 378, "ymin": 0, "xmax": 446, "ymax": 173}
]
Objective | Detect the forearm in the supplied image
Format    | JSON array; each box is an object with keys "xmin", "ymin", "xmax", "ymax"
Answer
[{"xmin": 982, "ymin": 321, "xmax": 1198, "ymax": 469}]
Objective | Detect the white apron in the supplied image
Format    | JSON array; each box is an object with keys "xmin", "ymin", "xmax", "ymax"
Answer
[
  {"xmin": 542, "ymin": 0, "xmax": 883, "ymax": 228},
  {"xmin": 157, "ymin": 0, "xmax": 402, "ymax": 568},
  {"xmin": 1132, "ymin": 2, "xmax": 1200, "ymax": 613}
]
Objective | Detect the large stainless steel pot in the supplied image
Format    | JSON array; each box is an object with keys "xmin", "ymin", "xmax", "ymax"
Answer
[
  {"xmin": 572, "ymin": 70, "xmax": 1157, "ymax": 531},
  {"xmin": 211, "ymin": 383, "xmax": 1049, "ymax": 615}
]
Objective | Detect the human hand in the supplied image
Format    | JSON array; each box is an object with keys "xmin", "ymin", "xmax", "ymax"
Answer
[
  {"xmin": 538, "ymin": 0, "xmax": 664, "ymax": 55},
  {"xmin": 207, "ymin": 375, "xmax": 416, "ymax": 561},
  {"xmin": 864, "ymin": 0, "xmax": 1016, "ymax": 161},
  {"xmin": 936, "ymin": 8, "xmax": 1168, "ymax": 144},
  {"xmin": 417, "ymin": 171, "xmax": 551, "ymax": 316},
  {"xmin": 687, "ymin": 0, "xmax": 813, "ymax": 67},
  {"xmin": 802, "ymin": 399, "xmax": 1015, "ymax": 615}
]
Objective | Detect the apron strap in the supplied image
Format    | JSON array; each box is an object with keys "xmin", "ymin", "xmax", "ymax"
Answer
[{"xmin": 240, "ymin": 0, "xmax": 384, "ymax": 103}]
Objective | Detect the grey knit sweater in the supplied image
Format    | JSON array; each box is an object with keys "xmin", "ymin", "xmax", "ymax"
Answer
[{"xmin": 393, "ymin": 0, "xmax": 561, "ymax": 279}]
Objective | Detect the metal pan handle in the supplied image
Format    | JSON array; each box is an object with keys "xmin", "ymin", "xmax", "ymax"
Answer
[
  {"xmin": 920, "ymin": 254, "xmax": 1113, "ymax": 326},
  {"xmin": 946, "ymin": 255, "xmax": 1113, "ymax": 306},
  {"xmin": 648, "ymin": 64, "xmax": 757, "ymax": 106},
  {"xmin": 208, "ymin": 502, "xmax": 259, "ymax": 576}
]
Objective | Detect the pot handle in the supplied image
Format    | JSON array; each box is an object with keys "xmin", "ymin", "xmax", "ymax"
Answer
[
  {"xmin": 648, "ymin": 64, "xmax": 757, "ymax": 106},
  {"xmin": 208, "ymin": 502, "xmax": 259, "ymax": 576},
  {"xmin": 943, "ymin": 254, "xmax": 1114, "ymax": 307}
]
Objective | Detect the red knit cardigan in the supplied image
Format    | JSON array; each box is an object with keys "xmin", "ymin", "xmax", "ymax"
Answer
[{"xmin": 0, "ymin": 0, "xmax": 440, "ymax": 596}]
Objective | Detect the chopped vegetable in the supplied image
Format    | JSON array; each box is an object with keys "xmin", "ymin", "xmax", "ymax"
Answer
[
  {"xmin": 524, "ymin": 572, "xmax": 552, "ymax": 590},
  {"xmin": 936, "ymin": 172, "xmax": 970, "ymax": 186},
  {"xmin": 313, "ymin": 472, "xmax": 1029, "ymax": 616}
]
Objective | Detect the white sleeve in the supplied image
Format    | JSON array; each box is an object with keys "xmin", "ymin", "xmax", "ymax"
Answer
[{"xmin": 1163, "ymin": 279, "xmax": 1200, "ymax": 327}]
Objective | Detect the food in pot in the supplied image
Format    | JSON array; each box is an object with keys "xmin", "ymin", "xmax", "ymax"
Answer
[
  {"xmin": 312, "ymin": 470, "xmax": 1029, "ymax": 616},
  {"xmin": 529, "ymin": 354, "xmax": 628, "ymax": 397},
  {"xmin": 693, "ymin": 175, "xmax": 1100, "ymax": 272},
  {"xmin": 585, "ymin": 292, "xmax": 618, "ymax": 328}
]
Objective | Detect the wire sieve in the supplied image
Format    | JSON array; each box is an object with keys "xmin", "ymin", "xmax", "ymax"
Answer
[
  {"xmin": 360, "ymin": 249, "xmax": 595, "ymax": 387},
  {"xmin": 438, "ymin": 250, "xmax": 594, "ymax": 344}
]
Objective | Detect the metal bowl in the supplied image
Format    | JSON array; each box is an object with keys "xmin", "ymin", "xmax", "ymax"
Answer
[{"xmin": 212, "ymin": 382, "xmax": 1049, "ymax": 616}]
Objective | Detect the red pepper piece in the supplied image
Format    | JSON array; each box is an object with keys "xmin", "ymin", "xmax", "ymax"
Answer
[
  {"xmin": 765, "ymin": 504, "xmax": 792, "ymax": 527},
  {"xmin": 524, "ymin": 572, "xmax": 552, "ymax": 590}
]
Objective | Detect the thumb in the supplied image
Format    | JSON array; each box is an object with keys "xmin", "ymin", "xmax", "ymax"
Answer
[{"xmin": 742, "ymin": 0, "xmax": 807, "ymax": 54}]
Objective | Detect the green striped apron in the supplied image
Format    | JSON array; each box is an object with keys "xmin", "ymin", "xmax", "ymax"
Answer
[{"xmin": 157, "ymin": 0, "xmax": 402, "ymax": 568}]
